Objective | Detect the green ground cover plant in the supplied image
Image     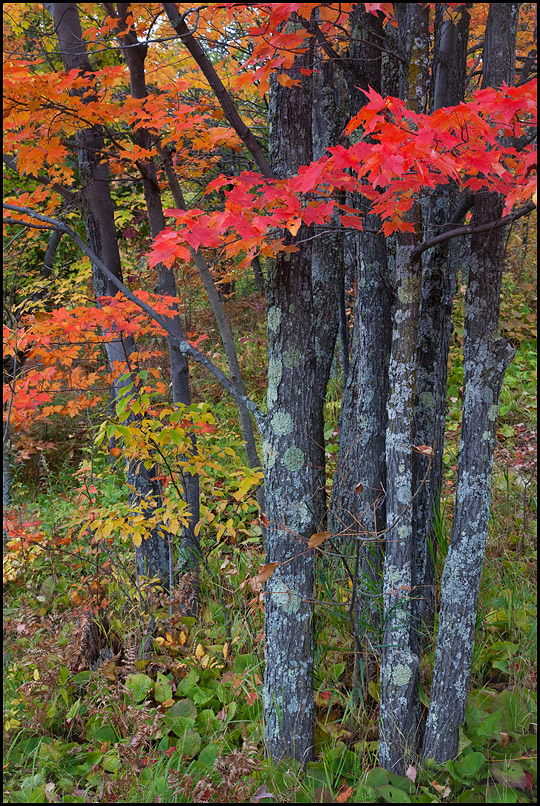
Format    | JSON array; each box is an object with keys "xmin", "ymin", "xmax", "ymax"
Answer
[{"xmin": 3, "ymin": 259, "xmax": 536, "ymax": 803}]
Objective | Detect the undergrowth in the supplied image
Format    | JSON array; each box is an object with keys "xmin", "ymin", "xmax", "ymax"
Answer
[{"xmin": 3, "ymin": 262, "xmax": 536, "ymax": 803}]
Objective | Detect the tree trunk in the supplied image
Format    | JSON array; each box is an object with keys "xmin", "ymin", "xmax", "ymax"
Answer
[
  {"xmin": 311, "ymin": 55, "xmax": 346, "ymax": 527},
  {"xmin": 111, "ymin": 4, "xmax": 200, "ymax": 610},
  {"xmin": 328, "ymin": 6, "xmax": 391, "ymax": 695},
  {"xmin": 379, "ymin": 2, "xmax": 430, "ymax": 773},
  {"xmin": 411, "ymin": 2, "xmax": 471, "ymax": 656},
  {"xmin": 46, "ymin": 2, "xmax": 170, "ymax": 588},
  {"xmin": 422, "ymin": 2, "xmax": 519, "ymax": 763},
  {"xmin": 262, "ymin": 29, "xmax": 319, "ymax": 765}
]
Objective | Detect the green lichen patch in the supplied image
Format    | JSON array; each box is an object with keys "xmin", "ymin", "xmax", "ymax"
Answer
[
  {"xmin": 268, "ymin": 358, "xmax": 283, "ymax": 388},
  {"xmin": 391, "ymin": 663, "xmax": 413, "ymax": 686},
  {"xmin": 397, "ymin": 275, "xmax": 419, "ymax": 305},
  {"xmin": 282, "ymin": 445, "xmax": 305, "ymax": 472},
  {"xmin": 267, "ymin": 306, "xmax": 282, "ymax": 332},
  {"xmin": 271, "ymin": 580, "xmax": 302, "ymax": 614},
  {"xmin": 283, "ymin": 347, "xmax": 302, "ymax": 369},
  {"xmin": 262, "ymin": 440, "xmax": 276, "ymax": 470},
  {"xmin": 271, "ymin": 410, "xmax": 293, "ymax": 436}
]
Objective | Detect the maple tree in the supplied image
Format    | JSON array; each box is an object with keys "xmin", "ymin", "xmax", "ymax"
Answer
[{"xmin": 3, "ymin": 1, "xmax": 537, "ymax": 774}]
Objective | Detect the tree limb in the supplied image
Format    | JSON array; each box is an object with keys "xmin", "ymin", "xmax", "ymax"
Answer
[
  {"xmin": 3, "ymin": 202, "xmax": 266, "ymax": 428},
  {"xmin": 161, "ymin": 2, "xmax": 273, "ymax": 178},
  {"xmin": 410, "ymin": 201, "xmax": 535, "ymax": 261}
]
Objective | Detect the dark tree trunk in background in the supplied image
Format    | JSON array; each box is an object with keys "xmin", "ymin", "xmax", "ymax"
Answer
[
  {"xmin": 411, "ymin": 2, "xmax": 471, "ymax": 656},
  {"xmin": 422, "ymin": 2, "xmax": 519, "ymax": 763},
  {"xmin": 329, "ymin": 6, "xmax": 391, "ymax": 692},
  {"xmin": 111, "ymin": 3, "xmax": 200, "ymax": 610},
  {"xmin": 379, "ymin": 2, "xmax": 430, "ymax": 773},
  {"xmin": 262, "ymin": 30, "xmax": 320, "ymax": 765},
  {"xmin": 47, "ymin": 2, "xmax": 170, "ymax": 587},
  {"xmin": 311, "ymin": 54, "xmax": 346, "ymax": 526}
]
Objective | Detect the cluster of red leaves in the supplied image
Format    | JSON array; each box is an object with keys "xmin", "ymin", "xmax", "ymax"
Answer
[{"xmin": 149, "ymin": 80, "xmax": 536, "ymax": 269}]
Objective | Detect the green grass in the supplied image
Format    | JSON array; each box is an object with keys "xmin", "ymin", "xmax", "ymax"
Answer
[{"xmin": 3, "ymin": 266, "xmax": 536, "ymax": 802}]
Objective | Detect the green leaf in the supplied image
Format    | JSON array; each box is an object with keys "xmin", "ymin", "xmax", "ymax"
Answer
[
  {"xmin": 491, "ymin": 690, "xmax": 531, "ymax": 733},
  {"xmin": 154, "ymin": 672, "xmax": 173, "ymax": 703},
  {"xmin": 448, "ymin": 751, "xmax": 487, "ymax": 783},
  {"xmin": 168, "ymin": 698, "xmax": 197, "ymax": 719},
  {"xmin": 175, "ymin": 728, "xmax": 201, "ymax": 758},
  {"xmin": 490, "ymin": 761, "xmax": 527, "ymax": 790},
  {"xmin": 485, "ymin": 785, "xmax": 518, "ymax": 803},
  {"xmin": 125, "ymin": 673, "xmax": 154, "ymax": 703},
  {"xmin": 198, "ymin": 742, "xmax": 220, "ymax": 766},
  {"xmin": 376, "ymin": 784, "xmax": 411, "ymax": 802},
  {"xmin": 163, "ymin": 715, "xmax": 196, "ymax": 736}
]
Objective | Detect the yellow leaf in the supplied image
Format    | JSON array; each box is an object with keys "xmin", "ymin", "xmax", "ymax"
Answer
[
  {"xmin": 162, "ymin": 698, "xmax": 175, "ymax": 708},
  {"xmin": 223, "ymin": 642, "xmax": 229, "ymax": 660},
  {"xmin": 233, "ymin": 476, "xmax": 254, "ymax": 501},
  {"xmin": 33, "ymin": 668, "xmax": 40, "ymax": 680},
  {"xmin": 195, "ymin": 643, "xmax": 205, "ymax": 659},
  {"xmin": 308, "ymin": 531, "xmax": 330, "ymax": 549},
  {"xmin": 132, "ymin": 532, "xmax": 142, "ymax": 548},
  {"xmin": 201, "ymin": 654, "xmax": 210, "ymax": 669},
  {"xmin": 178, "ymin": 630, "xmax": 187, "ymax": 646}
]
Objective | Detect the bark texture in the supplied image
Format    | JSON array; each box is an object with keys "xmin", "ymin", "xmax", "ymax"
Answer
[
  {"xmin": 262, "ymin": 34, "xmax": 318, "ymax": 765},
  {"xmin": 411, "ymin": 2, "xmax": 471, "ymax": 655},
  {"xmin": 422, "ymin": 2, "xmax": 519, "ymax": 763},
  {"xmin": 379, "ymin": 2, "xmax": 429, "ymax": 773}
]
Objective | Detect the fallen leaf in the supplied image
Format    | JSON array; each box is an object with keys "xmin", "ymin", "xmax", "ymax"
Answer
[
  {"xmin": 431, "ymin": 780, "xmax": 451, "ymax": 797},
  {"xmin": 415, "ymin": 444, "xmax": 434, "ymax": 457},
  {"xmin": 405, "ymin": 764, "xmax": 417, "ymax": 782},
  {"xmin": 337, "ymin": 784, "xmax": 354, "ymax": 802},
  {"xmin": 251, "ymin": 783, "xmax": 275, "ymax": 802}
]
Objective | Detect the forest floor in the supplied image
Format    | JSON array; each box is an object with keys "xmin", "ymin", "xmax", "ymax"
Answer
[{"xmin": 3, "ymin": 260, "xmax": 537, "ymax": 803}]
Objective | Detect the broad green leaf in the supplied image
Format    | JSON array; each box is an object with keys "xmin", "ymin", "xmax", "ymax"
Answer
[
  {"xmin": 154, "ymin": 671, "xmax": 173, "ymax": 703},
  {"xmin": 125, "ymin": 673, "xmax": 154, "ymax": 703}
]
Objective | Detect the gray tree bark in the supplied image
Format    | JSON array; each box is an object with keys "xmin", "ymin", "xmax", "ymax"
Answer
[
  {"xmin": 262, "ymin": 29, "xmax": 319, "ymax": 765},
  {"xmin": 379, "ymin": 2, "xmax": 430, "ymax": 774},
  {"xmin": 411, "ymin": 2, "xmax": 471, "ymax": 656},
  {"xmin": 311, "ymin": 54, "xmax": 346, "ymax": 527},
  {"xmin": 422, "ymin": 2, "xmax": 519, "ymax": 763},
  {"xmin": 329, "ymin": 6, "xmax": 391, "ymax": 692}
]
